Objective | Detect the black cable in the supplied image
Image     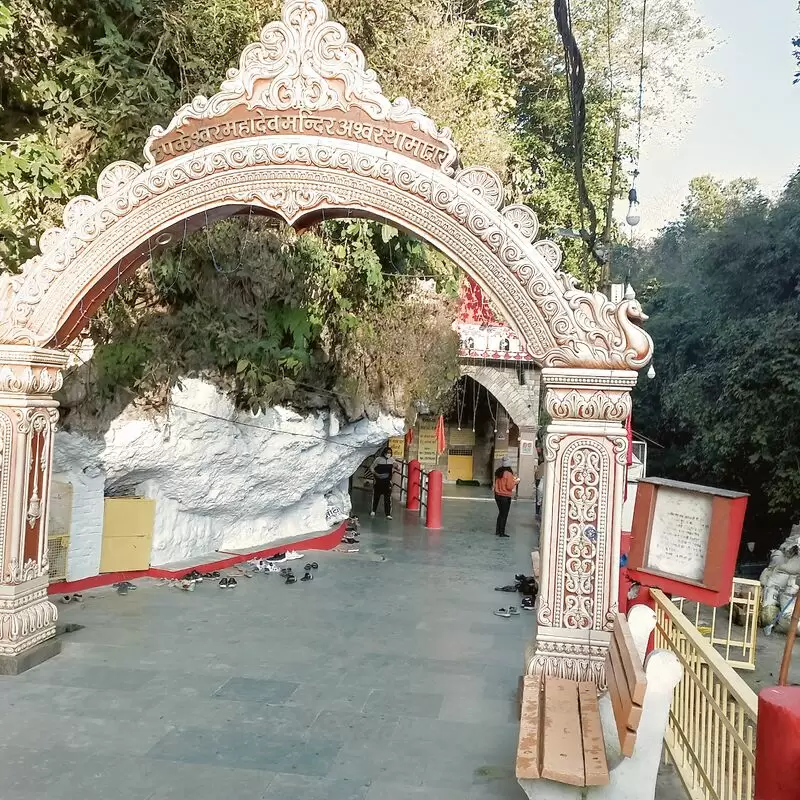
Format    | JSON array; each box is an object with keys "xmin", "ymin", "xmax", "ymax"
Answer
[
  {"xmin": 169, "ymin": 402, "xmax": 369, "ymax": 450},
  {"xmin": 635, "ymin": 0, "xmax": 648, "ymax": 166}
]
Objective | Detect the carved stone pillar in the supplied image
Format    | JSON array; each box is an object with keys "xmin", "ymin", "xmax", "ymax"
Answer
[
  {"xmin": 528, "ymin": 367, "xmax": 637, "ymax": 684},
  {"xmin": 0, "ymin": 346, "xmax": 68, "ymax": 671}
]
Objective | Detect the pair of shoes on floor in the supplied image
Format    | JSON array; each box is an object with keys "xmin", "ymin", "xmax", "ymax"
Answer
[
  {"xmin": 304, "ymin": 562, "xmax": 319, "ymax": 572},
  {"xmin": 265, "ymin": 550, "xmax": 303, "ymax": 564},
  {"xmin": 520, "ymin": 596, "xmax": 535, "ymax": 611},
  {"xmin": 494, "ymin": 606, "xmax": 520, "ymax": 618},
  {"xmin": 113, "ymin": 581, "xmax": 137, "ymax": 595},
  {"xmin": 218, "ymin": 576, "xmax": 238, "ymax": 589},
  {"xmin": 60, "ymin": 593, "xmax": 83, "ymax": 604}
]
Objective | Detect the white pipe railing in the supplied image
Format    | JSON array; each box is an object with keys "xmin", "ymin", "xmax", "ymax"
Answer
[{"xmin": 652, "ymin": 589, "xmax": 758, "ymax": 800}]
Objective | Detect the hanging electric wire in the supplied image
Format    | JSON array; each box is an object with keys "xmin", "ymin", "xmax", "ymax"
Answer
[{"xmin": 627, "ymin": 0, "xmax": 648, "ymax": 228}]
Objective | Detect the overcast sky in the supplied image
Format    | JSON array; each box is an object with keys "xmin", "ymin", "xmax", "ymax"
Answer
[{"xmin": 631, "ymin": 0, "xmax": 800, "ymax": 236}]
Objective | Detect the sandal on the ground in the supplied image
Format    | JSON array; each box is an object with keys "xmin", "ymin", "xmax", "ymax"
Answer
[
  {"xmin": 285, "ymin": 574, "xmax": 297, "ymax": 584},
  {"xmin": 508, "ymin": 606, "xmax": 520, "ymax": 615},
  {"xmin": 494, "ymin": 585, "xmax": 517, "ymax": 592},
  {"xmin": 493, "ymin": 608, "xmax": 512, "ymax": 618},
  {"xmin": 301, "ymin": 572, "xmax": 313, "ymax": 582}
]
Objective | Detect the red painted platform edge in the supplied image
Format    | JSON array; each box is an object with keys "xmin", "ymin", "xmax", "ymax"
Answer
[{"xmin": 48, "ymin": 522, "xmax": 346, "ymax": 595}]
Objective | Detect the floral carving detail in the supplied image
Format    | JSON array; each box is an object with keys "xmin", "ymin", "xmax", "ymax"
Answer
[
  {"xmin": 533, "ymin": 240, "xmax": 562, "ymax": 270},
  {"xmin": 97, "ymin": 161, "xmax": 143, "ymax": 199},
  {"xmin": 143, "ymin": 0, "xmax": 457, "ymax": 174},
  {"xmin": 546, "ymin": 388, "xmax": 631, "ymax": 422},
  {"xmin": 562, "ymin": 448, "xmax": 602, "ymax": 629},
  {"xmin": 0, "ymin": 366, "xmax": 63, "ymax": 396},
  {"xmin": 455, "ymin": 166, "xmax": 504, "ymax": 210},
  {"xmin": 501, "ymin": 204, "xmax": 539, "ymax": 241}
]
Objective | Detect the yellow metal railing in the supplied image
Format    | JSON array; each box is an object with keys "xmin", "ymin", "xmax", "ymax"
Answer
[
  {"xmin": 673, "ymin": 578, "xmax": 762, "ymax": 671},
  {"xmin": 652, "ymin": 589, "xmax": 758, "ymax": 800}
]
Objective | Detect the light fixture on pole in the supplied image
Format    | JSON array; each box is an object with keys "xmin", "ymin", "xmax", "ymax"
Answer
[
  {"xmin": 626, "ymin": 186, "xmax": 641, "ymax": 227},
  {"xmin": 647, "ymin": 363, "xmax": 655, "ymax": 380}
]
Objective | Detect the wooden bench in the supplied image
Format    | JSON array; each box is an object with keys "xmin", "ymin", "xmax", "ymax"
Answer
[{"xmin": 516, "ymin": 605, "xmax": 683, "ymax": 800}]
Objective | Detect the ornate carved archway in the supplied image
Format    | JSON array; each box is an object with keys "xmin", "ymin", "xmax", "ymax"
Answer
[{"xmin": 0, "ymin": 0, "xmax": 652, "ymax": 680}]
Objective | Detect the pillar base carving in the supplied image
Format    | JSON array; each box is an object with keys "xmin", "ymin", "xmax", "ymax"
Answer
[
  {"xmin": 0, "ymin": 577, "xmax": 58, "ymax": 656},
  {"xmin": 526, "ymin": 626, "xmax": 611, "ymax": 688}
]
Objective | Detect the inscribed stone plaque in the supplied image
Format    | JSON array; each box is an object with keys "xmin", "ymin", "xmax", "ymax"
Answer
[{"xmin": 646, "ymin": 487, "xmax": 712, "ymax": 581}]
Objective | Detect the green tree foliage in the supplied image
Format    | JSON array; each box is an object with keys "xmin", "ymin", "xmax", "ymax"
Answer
[
  {"xmin": 0, "ymin": 0, "xmax": 708, "ymax": 418},
  {"xmin": 618, "ymin": 172, "xmax": 800, "ymax": 554}
]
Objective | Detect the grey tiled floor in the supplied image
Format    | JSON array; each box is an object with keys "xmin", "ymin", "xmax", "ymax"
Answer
[
  {"xmin": 0, "ymin": 496, "xmax": 537, "ymax": 800},
  {"xmin": 0, "ymin": 494, "xmax": 686, "ymax": 799}
]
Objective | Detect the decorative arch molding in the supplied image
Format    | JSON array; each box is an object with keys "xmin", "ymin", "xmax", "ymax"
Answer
[
  {"xmin": 0, "ymin": 0, "xmax": 653, "ymax": 680},
  {"xmin": 0, "ymin": 0, "xmax": 653, "ymax": 372}
]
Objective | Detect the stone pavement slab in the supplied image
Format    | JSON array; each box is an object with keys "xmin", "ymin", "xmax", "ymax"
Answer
[{"xmin": 0, "ymin": 493, "xmax": 685, "ymax": 799}]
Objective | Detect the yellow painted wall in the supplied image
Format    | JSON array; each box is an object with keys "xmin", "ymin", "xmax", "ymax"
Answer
[{"xmin": 100, "ymin": 498, "xmax": 155, "ymax": 573}]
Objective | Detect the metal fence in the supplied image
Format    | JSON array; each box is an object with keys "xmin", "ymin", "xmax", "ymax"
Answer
[
  {"xmin": 673, "ymin": 578, "xmax": 762, "ymax": 672},
  {"xmin": 418, "ymin": 468, "xmax": 429, "ymax": 518},
  {"xmin": 652, "ymin": 589, "xmax": 758, "ymax": 800}
]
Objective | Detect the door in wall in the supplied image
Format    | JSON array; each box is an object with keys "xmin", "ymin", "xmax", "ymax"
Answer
[{"xmin": 99, "ymin": 497, "xmax": 155, "ymax": 572}]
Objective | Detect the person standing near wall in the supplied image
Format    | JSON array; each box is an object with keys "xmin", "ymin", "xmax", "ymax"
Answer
[
  {"xmin": 370, "ymin": 446, "xmax": 395, "ymax": 519},
  {"xmin": 494, "ymin": 463, "xmax": 519, "ymax": 537}
]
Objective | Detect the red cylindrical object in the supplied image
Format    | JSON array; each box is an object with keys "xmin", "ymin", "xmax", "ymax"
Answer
[
  {"xmin": 426, "ymin": 470, "xmax": 443, "ymax": 530},
  {"xmin": 755, "ymin": 687, "xmax": 800, "ymax": 800},
  {"xmin": 406, "ymin": 460, "xmax": 421, "ymax": 511}
]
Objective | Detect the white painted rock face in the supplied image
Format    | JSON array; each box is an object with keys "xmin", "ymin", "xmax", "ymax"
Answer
[{"xmin": 53, "ymin": 378, "xmax": 403, "ymax": 569}]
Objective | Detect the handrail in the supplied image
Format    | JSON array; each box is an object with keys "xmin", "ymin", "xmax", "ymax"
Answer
[
  {"xmin": 419, "ymin": 468, "xmax": 429, "ymax": 515},
  {"xmin": 651, "ymin": 588, "xmax": 757, "ymax": 800}
]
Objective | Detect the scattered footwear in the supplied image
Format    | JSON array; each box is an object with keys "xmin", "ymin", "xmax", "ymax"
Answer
[
  {"xmin": 180, "ymin": 580, "xmax": 195, "ymax": 591},
  {"xmin": 284, "ymin": 550, "xmax": 303, "ymax": 561},
  {"xmin": 280, "ymin": 567, "xmax": 294, "ymax": 578},
  {"xmin": 113, "ymin": 581, "xmax": 137, "ymax": 591},
  {"xmin": 494, "ymin": 585, "xmax": 517, "ymax": 592},
  {"xmin": 304, "ymin": 562, "xmax": 319, "ymax": 571},
  {"xmin": 266, "ymin": 553, "xmax": 287, "ymax": 563},
  {"xmin": 227, "ymin": 577, "xmax": 238, "ymax": 588},
  {"xmin": 202, "ymin": 571, "xmax": 220, "ymax": 579},
  {"xmin": 508, "ymin": 606, "xmax": 520, "ymax": 615},
  {"xmin": 300, "ymin": 572, "xmax": 313, "ymax": 582},
  {"xmin": 521, "ymin": 597, "xmax": 535, "ymax": 611},
  {"xmin": 218, "ymin": 577, "xmax": 230, "ymax": 588},
  {"xmin": 285, "ymin": 574, "xmax": 297, "ymax": 584},
  {"xmin": 494, "ymin": 608, "xmax": 512, "ymax": 618},
  {"xmin": 342, "ymin": 536, "xmax": 358, "ymax": 544}
]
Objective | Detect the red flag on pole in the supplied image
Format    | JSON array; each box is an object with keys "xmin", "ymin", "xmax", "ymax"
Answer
[
  {"xmin": 405, "ymin": 428, "xmax": 414, "ymax": 447},
  {"xmin": 435, "ymin": 415, "xmax": 446, "ymax": 457}
]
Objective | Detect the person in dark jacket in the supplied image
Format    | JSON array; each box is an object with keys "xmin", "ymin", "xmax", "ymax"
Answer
[{"xmin": 370, "ymin": 447, "xmax": 395, "ymax": 519}]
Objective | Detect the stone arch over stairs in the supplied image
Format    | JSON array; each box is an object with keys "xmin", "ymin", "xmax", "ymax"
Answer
[
  {"xmin": 0, "ymin": 0, "xmax": 652, "ymax": 683},
  {"xmin": 459, "ymin": 364, "xmax": 539, "ymax": 429}
]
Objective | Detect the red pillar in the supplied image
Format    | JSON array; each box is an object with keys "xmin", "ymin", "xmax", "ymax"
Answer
[
  {"xmin": 407, "ymin": 460, "xmax": 421, "ymax": 511},
  {"xmin": 755, "ymin": 686, "xmax": 800, "ymax": 800},
  {"xmin": 426, "ymin": 470, "xmax": 443, "ymax": 530}
]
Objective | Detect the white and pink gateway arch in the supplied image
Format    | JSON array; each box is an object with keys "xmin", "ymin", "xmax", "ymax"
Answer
[{"xmin": 0, "ymin": 0, "xmax": 651, "ymax": 680}]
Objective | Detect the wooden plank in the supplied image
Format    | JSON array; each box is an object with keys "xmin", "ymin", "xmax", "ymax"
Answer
[
  {"xmin": 542, "ymin": 676, "xmax": 586, "ymax": 786},
  {"xmin": 578, "ymin": 682, "xmax": 610, "ymax": 786},
  {"xmin": 516, "ymin": 676, "xmax": 542, "ymax": 779},
  {"xmin": 612, "ymin": 613, "xmax": 647, "ymax": 705},
  {"xmin": 606, "ymin": 646, "xmax": 638, "ymax": 757},
  {"xmin": 609, "ymin": 635, "xmax": 642, "ymax": 729}
]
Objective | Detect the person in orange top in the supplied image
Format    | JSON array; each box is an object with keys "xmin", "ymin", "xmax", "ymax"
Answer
[{"xmin": 494, "ymin": 462, "xmax": 519, "ymax": 537}]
